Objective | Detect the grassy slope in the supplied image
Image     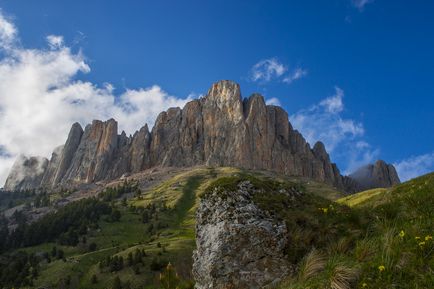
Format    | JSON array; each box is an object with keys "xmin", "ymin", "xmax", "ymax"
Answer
[
  {"xmin": 26, "ymin": 167, "xmax": 240, "ymax": 288},
  {"xmin": 18, "ymin": 167, "xmax": 433, "ymax": 289},
  {"xmin": 18, "ymin": 167, "xmax": 342, "ymax": 289},
  {"xmin": 278, "ymin": 173, "xmax": 434, "ymax": 289}
]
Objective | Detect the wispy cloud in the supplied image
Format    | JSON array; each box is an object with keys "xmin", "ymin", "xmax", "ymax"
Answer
[
  {"xmin": 283, "ymin": 68, "xmax": 308, "ymax": 84},
  {"xmin": 289, "ymin": 87, "xmax": 378, "ymax": 174},
  {"xmin": 394, "ymin": 152, "xmax": 434, "ymax": 182},
  {"xmin": 250, "ymin": 58, "xmax": 287, "ymax": 82},
  {"xmin": 46, "ymin": 35, "xmax": 64, "ymax": 49},
  {"xmin": 319, "ymin": 86, "xmax": 344, "ymax": 113},
  {"xmin": 0, "ymin": 10, "xmax": 17, "ymax": 50},
  {"xmin": 265, "ymin": 97, "xmax": 281, "ymax": 106},
  {"xmin": 0, "ymin": 10, "xmax": 192, "ymax": 186},
  {"xmin": 351, "ymin": 0, "xmax": 374, "ymax": 11},
  {"xmin": 250, "ymin": 57, "xmax": 307, "ymax": 84}
]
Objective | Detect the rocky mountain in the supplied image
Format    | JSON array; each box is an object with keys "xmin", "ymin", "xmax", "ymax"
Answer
[
  {"xmin": 3, "ymin": 80, "xmax": 400, "ymax": 192},
  {"xmin": 349, "ymin": 160, "xmax": 401, "ymax": 191}
]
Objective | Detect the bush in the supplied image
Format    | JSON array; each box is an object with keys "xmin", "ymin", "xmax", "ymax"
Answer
[{"xmin": 88, "ymin": 242, "xmax": 97, "ymax": 252}]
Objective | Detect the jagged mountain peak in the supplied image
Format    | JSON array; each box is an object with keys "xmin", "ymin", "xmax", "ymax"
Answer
[
  {"xmin": 206, "ymin": 80, "xmax": 241, "ymax": 103},
  {"xmin": 3, "ymin": 81, "xmax": 399, "ymax": 193},
  {"xmin": 349, "ymin": 159, "xmax": 400, "ymax": 191}
]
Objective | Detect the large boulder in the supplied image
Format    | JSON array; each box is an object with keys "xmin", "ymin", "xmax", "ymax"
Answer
[{"xmin": 193, "ymin": 181, "xmax": 292, "ymax": 289}]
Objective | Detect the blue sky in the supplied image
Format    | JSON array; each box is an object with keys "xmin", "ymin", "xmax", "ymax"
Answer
[{"xmin": 0, "ymin": 0, "xmax": 433, "ymax": 183}]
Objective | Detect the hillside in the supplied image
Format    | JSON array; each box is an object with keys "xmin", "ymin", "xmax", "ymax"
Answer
[
  {"xmin": 0, "ymin": 167, "xmax": 343, "ymax": 288},
  {"xmin": 0, "ymin": 169, "xmax": 431, "ymax": 288}
]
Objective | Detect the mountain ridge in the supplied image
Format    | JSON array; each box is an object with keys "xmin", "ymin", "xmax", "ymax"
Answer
[{"xmin": 3, "ymin": 80, "xmax": 400, "ymax": 192}]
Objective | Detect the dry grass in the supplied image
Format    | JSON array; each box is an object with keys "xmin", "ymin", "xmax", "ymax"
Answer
[
  {"xmin": 330, "ymin": 265, "xmax": 359, "ymax": 289},
  {"xmin": 298, "ymin": 248, "xmax": 326, "ymax": 281},
  {"xmin": 327, "ymin": 237, "xmax": 353, "ymax": 255}
]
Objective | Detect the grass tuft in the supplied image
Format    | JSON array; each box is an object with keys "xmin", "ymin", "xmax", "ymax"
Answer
[
  {"xmin": 298, "ymin": 248, "xmax": 326, "ymax": 281},
  {"xmin": 329, "ymin": 264, "xmax": 359, "ymax": 289}
]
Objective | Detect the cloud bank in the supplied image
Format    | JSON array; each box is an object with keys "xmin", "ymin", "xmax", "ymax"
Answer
[
  {"xmin": 0, "ymin": 10, "xmax": 192, "ymax": 186},
  {"xmin": 289, "ymin": 87, "xmax": 379, "ymax": 174}
]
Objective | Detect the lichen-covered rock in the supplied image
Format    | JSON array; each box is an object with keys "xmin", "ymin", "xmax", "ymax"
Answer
[{"xmin": 193, "ymin": 181, "xmax": 292, "ymax": 289}]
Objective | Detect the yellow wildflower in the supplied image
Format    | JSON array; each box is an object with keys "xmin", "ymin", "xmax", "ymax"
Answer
[
  {"xmin": 362, "ymin": 283, "xmax": 368, "ymax": 288},
  {"xmin": 418, "ymin": 241, "xmax": 426, "ymax": 247},
  {"xmin": 318, "ymin": 207, "xmax": 328, "ymax": 213},
  {"xmin": 425, "ymin": 235, "xmax": 432, "ymax": 241},
  {"xmin": 378, "ymin": 265, "xmax": 385, "ymax": 272},
  {"xmin": 415, "ymin": 236, "xmax": 421, "ymax": 240},
  {"xmin": 399, "ymin": 230, "xmax": 405, "ymax": 238}
]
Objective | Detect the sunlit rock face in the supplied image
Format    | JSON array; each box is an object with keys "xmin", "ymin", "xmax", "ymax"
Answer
[{"xmin": 3, "ymin": 80, "xmax": 399, "ymax": 192}]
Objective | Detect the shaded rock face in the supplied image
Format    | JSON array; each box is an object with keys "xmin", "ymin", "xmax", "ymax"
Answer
[
  {"xmin": 193, "ymin": 181, "xmax": 291, "ymax": 289},
  {"xmin": 349, "ymin": 160, "xmax": 401, "ymax": 191},
  {"xmin": 3, "ymin": 80, "xmax": 400, "ymax": 192},
  {"xmin": 4, "ymin": 156, "xmax": 49, "ymax": 191}
]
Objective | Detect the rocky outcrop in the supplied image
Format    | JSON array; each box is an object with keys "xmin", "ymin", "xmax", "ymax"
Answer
[
  {"xmin": 51, "ymin": 122, "xmax": 83, "ymax": 185},
  {"xmin": 349, "ymin": 160, "xmax": 401, "ymax": 191},
  {"xmin": 40, "ymin": 145, "xmax": 64, "ymax": 187},
  {"xmin": 193, "ymin": 181, "xmax": 292, "ymax": 289},
  {"xmin": 4, "ymin": 156, "xmax": 49, "ymax": 191},
  {"xmin": 3, "ymin": 80, "xmax": 400, "ymax": 192}
]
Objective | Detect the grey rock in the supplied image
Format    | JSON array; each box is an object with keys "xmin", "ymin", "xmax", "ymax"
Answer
[
  {"xmin": 40, "ymin": 145, "xmax": 64, "ymax": 187},
  {"xmin": 51, "ymin": 122, "xmax": 84, "ymax": 186},
  {"xmin": 193, "ymin": 181, "xmax": 292, "ymax": 289}
]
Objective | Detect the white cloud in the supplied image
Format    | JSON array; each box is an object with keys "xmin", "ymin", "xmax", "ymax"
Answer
[
  {"xmin": 265, "ymin": 97, "xmax": 281, "ymax": 106},
  {"xmin": 0, "ymin": 10, "xmax": 17, "ymax": 50},
  {"xmin": 0, "ymin": 11, "xmax": 192, "ymax": 186},
  {"xmin": 250, "ymin": 58, "xmax": 307, "ymax": 85},
  {"xmin": 250, "ymin": 58, "xmax": 287, "ymax": 82},
  {"xmin": 319, "ymin": 86, "xmax": 344, "ymax": 113},
  {"xmin": 394, "ymin": 152, "xmax": 434, "ymax": 182},
  {"xmin": 352, "ymin": 0, "xmax": 374, "ymax": 11},
  {"xmin": 283, "ymin": 68, "xmax": 308, "ymax": 84},
  {"xmin": 289, "ymin": 87, "xmax": 377, "ymax": 174},
  {"xmin": 46, "ymin": 35, "xmax": 64, "ymax": 50}
]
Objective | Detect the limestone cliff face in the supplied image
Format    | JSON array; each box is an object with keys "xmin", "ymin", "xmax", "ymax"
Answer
[{"xmin": 3, "ymin": 80, "xmax": 400, "ymax": 192}]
